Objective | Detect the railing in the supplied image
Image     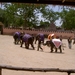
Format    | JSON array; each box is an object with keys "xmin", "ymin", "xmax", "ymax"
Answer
[{"xmin": 0, "ymin": 65, "xmax": 75, "ymax": 75}]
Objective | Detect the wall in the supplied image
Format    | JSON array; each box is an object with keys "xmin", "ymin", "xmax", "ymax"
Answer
[{"xmin": 3, "ymin": 28, "xmax": 74, "ymax": 39}]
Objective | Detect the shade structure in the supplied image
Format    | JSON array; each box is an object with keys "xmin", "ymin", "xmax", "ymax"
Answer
[{"xmin": 0, "ymin": 0, "xmax": 75, "ymax": 6}]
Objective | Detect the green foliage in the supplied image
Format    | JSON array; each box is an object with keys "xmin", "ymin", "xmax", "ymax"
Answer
[
  {"xmin": 0, "ymin": 8, "xmax": 5, "ymax": 23},
  {"xmin": 1, "ymin": 3, "xmax": 75, "ymax": 30},
  {"xmin": 40, "ymin": 6, "xmax": 59, "ymax": 23},
  {"xmin": 2, "ymin": 3, "xmax": 47, "ymax": 28},
  {"xmin": 59, "ymin": 8, "xmax": 75, "ymax": 30}
]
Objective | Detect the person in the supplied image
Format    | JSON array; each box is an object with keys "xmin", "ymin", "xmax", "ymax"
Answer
[
  {"xmin": 37, "ymin": 35, "xmax": 43, "ymax": 51},
  {"xmin": 68, "ymin": 37, "xmax": 72, "ymax": 49}
]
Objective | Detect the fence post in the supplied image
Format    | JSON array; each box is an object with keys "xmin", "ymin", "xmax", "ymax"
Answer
[
  {"xmin": 0, "ymin": 68, "xmax": 2, "ymax": 75},
  {"xmin": 68, "ymin": 72, "xmax": 70, "ymax": 75}
]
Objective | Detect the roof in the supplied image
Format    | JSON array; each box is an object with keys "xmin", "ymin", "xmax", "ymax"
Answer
[
  {"xmin": 0, "ymin": 0, "xmax": 75, "ymax": 6},
  {"xmin": 0, "ymin": 22, "xmax": 4, "ymax": 26}
]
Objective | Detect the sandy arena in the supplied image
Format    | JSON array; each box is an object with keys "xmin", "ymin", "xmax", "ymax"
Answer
[{"xmin": 0, "ymin": 35, "xmax": 75, "ymax": 75}]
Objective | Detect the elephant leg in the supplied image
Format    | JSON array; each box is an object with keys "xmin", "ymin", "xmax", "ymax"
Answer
[
  {"xmin": 16, "ymin": 37, "xmax": 18, "ymax": 44},
  {"xmin": 27, "ymin": 43, "xmax": 29, "ymax": 49},
  {"xmin": 29, "ymin": 42, "xmax": 35, "ymax": 50},
  {"xmin": 35, "ymin": 38, "xmax": 37, "ymax": 44},
  {"xmin": 25, "ymin": 42, "xmax": 29, "ymax": 49},
  {"xmin": 20, "ymin": 40, "xmax": 24, "ymax": 47},
  {"xmin": 37, "ymin": 44, "xmax": 39, "ymax": 51},
  {"xmin": 30, "ymin": 40, "xmax": 35, "ymax": 50},
  {"xmin": 50, "ymin": 46, "xmax": 53, "ymax": 52},
  {"xmin": 44, "ymin": 41, "xmax": 50, "ymax": 47},
  {"xmin": 25, "ymin": 42, "xmax": 28, "ymax": 49},
  {"xmin": 28, "ymin": 38, "xmax": 35, "ymax": 50},
  {"xmin": 13, "ymin": 36, "xmax": 17, "ymax": 44},
  {"xmin": 31, "ymin": 43, "xmax": 35, "ymax": 50},
  {"xmin": 13, "ymin": 34, "xmax": 19, "ymax": 44},
  {"xmin": 35, "ymin": 39, "xmax": 36, "ymax": 44},
  {"xmin": 14, "ymin": 38, "xmax": 16, "ymax": 44},
  {"xmin": 16, "ymin": 38, "xmax": 18, "ymax": 44},
  {"xmin": 59, "ymin": 45, "xmax": 62, "ymax": 53},
  {"xmin": 55, "ymin": 47, "xmax": 57, "ymax": 52},
  {"xmin": 16, "ymin": 39, "xmax": 19, "ymax": 44},
  {"xmin": 19, "ymin": 39, "xmax": 22, "ymax": 44},
  {"xmin": 20, "ymin": 36, "xmax": 23, "ymax": 44},
  {"xmin": 39, "ymin": 44, "xmax": 43, "ymax": 50}
]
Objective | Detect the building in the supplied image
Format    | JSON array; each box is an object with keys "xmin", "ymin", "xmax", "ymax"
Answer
[{"xmin": 48, "ymin": 22, "xmax": 56, "ymax": 31}]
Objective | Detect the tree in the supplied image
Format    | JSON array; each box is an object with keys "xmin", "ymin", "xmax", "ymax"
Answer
[
  {"xmin": 3, "ymin": 3, "xmax": 47, "ymax": 28},
  {"xmin": 59, "ymin": 7, "xmax": 75, "ymax": 30},
  {"xmin": 40, "ymin": 5, "xmax": 59, "ymax": 28}
]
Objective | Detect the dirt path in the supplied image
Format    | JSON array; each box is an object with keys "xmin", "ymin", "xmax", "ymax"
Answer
[{"xmin": 0, "ymin": 35, "xmax": 75, "ymax": 75}]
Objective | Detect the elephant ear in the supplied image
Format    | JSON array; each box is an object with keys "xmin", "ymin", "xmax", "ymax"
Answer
[{"xmin": 52, "ymin": 39, "xmax": 61, "ymax": 48}]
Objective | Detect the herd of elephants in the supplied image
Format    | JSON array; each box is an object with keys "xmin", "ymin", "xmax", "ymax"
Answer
[{"xmin": 13, "ymin": 31, "xmax": 63, "ymax": 53}]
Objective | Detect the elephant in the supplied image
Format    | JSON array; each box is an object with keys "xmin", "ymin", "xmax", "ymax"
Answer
[
  {"xmin": 20, "ymin": 33, "xmax": 35, "ymax": 50},
  {"xmin": 35, "ymin": 33, "xmax": 45, "ymax": 44},
  {"xmin": 44, "ymin": 38, "xmax": 62, "ymax": 53},
  {"xmin": 13, "ymin": 32, "xmax": 23, "ymax": 44}
]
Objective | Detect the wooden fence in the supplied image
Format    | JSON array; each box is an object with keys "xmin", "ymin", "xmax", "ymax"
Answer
[{"xmin": 0, "ymin": 65, "xmax": 75, "ymax": 75}]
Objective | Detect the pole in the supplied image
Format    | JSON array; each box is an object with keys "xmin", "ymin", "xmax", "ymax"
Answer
[{"xmin": 0, "ymin": 68, "xmax": 2, "ymax": 75}]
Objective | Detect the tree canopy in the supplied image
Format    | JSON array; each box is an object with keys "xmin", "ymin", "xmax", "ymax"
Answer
[{"xmin": 0, "ymin": 3, "xmax": 75, "ymax": 30}]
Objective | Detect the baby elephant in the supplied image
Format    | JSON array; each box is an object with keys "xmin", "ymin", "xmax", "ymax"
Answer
[{"xmin": 44, "ymin": 39, "xmax": 62, "ymax": 53}]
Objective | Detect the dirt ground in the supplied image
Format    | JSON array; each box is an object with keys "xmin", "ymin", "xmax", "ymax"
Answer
[{"xmin": 0, "ymin": 35, "xmax": 75, "ymax": 75}]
